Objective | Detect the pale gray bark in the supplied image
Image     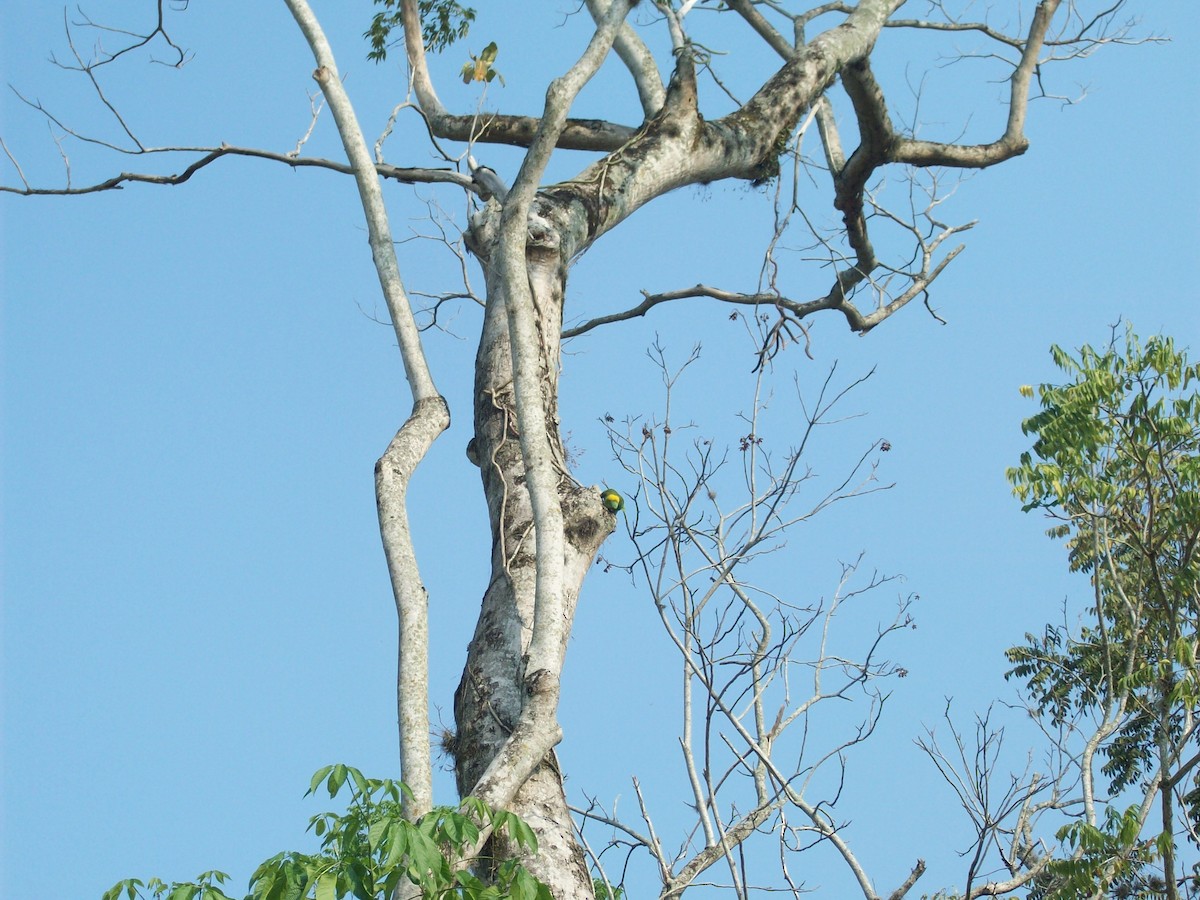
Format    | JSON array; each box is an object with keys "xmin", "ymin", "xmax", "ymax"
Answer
[
  {"xmin": 283, "ymin": 0, "xmax": 447, "ymax": 821},
  {"xmin": 454, "ymin": 233, "xmax": 614, "ymax": 896},
  {"xmin": 449, "ymin": 8, "xmax": 635, "ymax": 895},
  {"xmin": 585, "ymin": 0, "xmax": 666, "ymax": 118}
]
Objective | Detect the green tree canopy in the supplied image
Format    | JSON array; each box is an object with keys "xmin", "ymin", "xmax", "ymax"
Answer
[{"xmin": 1007, "ymin": 328, "xmax": 1200, "ymax": 899}]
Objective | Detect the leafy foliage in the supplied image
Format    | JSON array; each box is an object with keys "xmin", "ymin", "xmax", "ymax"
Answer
[
  {"xmin": 1009, "ymin": 330, "xmax": 1199, "ymax": 585},
  {"xmin": 591, "ymin": 879, "xmax": 624, "ymax": 900},
  {"xmin": 103, "ymin": 765, "xmax": 551, "ymax": 900},
  {"xmin": 365, "ymin": 0, "xmax": 476, "ymax": 63},
  {"xmin": 1043, "ymin": 806, "xmax": 1171, "ymax": 900},
  {"xmin": 103, "ymin": 871, "xmax": 234, "ymax": 900},
  {"xmin": 1005, "ymin": 328, "xmax": 1200, "ymax": 898}
]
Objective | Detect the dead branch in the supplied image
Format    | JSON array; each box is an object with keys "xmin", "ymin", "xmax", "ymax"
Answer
[
  {"xmin": 598, "ymin": 348, "xmax": 917, "ymax": 898},
  {"xmin": 66, "ymin": 0, "xmax": 191, "ymax": 71},
  {"xmin": 0, "ymin": 142, "xmax": 475, "ymax": 196}
]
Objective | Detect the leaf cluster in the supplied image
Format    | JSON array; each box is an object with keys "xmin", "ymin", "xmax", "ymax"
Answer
[
  {"xmin": 1009, "ymin": 329, "xmax": 1199, "ymax": 585},
  {"xmin": 1041, "ymin": 806, "xmax": 1172, "ymax": 900},
  {"xmin": 1004, "ymin": 328, "xmax": 1200, "ymax": 892},
  {"xmin": 591, "ymin": 879, "xmax": 625, "ymax": 900},
  {"xmin": 103, "ymin": 765, "xmax": 551, "ymax": 900},
  {"xmin": 1005, "ymin": 329, "xmax": 1198, "ymax": 700},
  {"xmin": 365, "ymin": 0, "xmax": 476, "ymax": 63}
]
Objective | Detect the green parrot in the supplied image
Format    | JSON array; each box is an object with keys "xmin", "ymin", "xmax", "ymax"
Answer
[{"xmin": 600, "ymin": 488, "xmax": 624, "ymax": 512}]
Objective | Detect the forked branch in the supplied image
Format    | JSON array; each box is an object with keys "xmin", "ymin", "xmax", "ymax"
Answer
[{"xmin": 284, "ymin": 0, "xmax": 448, "ymax": 822}]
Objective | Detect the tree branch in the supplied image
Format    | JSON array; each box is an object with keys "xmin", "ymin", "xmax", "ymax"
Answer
[
  {"xmin": 467, "ymin": 0, "xmax": 634, "ymax": 820},
  {"xmin": 398, "ymin": 0, "xmax": 638, "ymax": 151},
  {"xmin": 441, "ymin": 112, "xmax": 640, "ymax": 152},
  {"xmin": 284, "ymin": 0, "xmax": 448, "ymax": 821},
  {"xmin": 891, "ymin": 0, "xmax": 1062, "ymax": 168},
  {"xmin": 725, "ymin": 0, "xmax": 794, "ymax": 59},
  {"xmin": 564, "ymin": 284, "xmax": 781, "ymax": 339},
  {"xmin": 67, "ymin": 0, "xmax": 190, "ymax": 70},
  {"xmin": 586, "ymin": 0, "xmax": 665, "ymax": 118},
  {"xmin": 888, "ymin": 860, "xmax": 928, "ymax": 900},
  {"xmin": 0, "ymin": 142, "xmax": 475, "ymax": 196}
]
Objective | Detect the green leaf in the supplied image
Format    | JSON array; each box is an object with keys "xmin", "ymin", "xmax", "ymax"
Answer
[
  {"xmin": 327, "ymin": 764, "xmax": 348, "ymax": 798},
  {"xmin": 1009, "ymin": 327, "xmax": 1199, "ymax": 892},
  {"xmin": 495, "ymin": 810, "xmax": 538, "ymax": 853},
  {"xmin": 104, "ymin": 879, "xmax": 145, "ymax": 900},
  {"xmin": 366, "ymin": 816, "xmax": 389, "ymax": 853},
  {"xmin": 165, "ymin": 885, "xmax": 199, "ymax": 900},
  {"xmin": 314, "ymin": 872, "xmax": 336, "ymax": 900},
  {"xmin": 509, "ymin": 868, "xmax": 538, "ymax": 900},
  {"xmin": 308, "ymin": 766, "xmax": 334, "ymax": 797},
  {"xmin": 347, "ymin": 767, "xmax": 369, "ymax": 799},
  {"xmin": 106, "ymin": 768, "xmax": 555, "ymax": 900},
  {"xmin": 250, "ymin": 865, "xmax": 278, "ymax": 900},
  {"xmin": 364, "ymin": 0, "xmax": 476, "ymax": 63},
  {"xmin": 381, "ymin": 820, "xmax": 410, "ymax": 870}
]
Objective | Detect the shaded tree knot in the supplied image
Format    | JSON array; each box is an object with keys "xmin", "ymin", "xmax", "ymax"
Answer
[
  {"xmin": 526, "ymin": 213, "xmax": 561, "ymax": 255},
  {"xmin": 525, "ymin": 668, "xmax": 558, "ymax": 696},
  {"xmin": 411, "ymin": 394, "xmax": 451, "ymax": 422}
]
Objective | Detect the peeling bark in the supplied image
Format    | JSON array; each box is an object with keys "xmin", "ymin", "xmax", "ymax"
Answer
[{"xmin": 455, "ymin": 207, "xmax": 614, "ymax": 896}]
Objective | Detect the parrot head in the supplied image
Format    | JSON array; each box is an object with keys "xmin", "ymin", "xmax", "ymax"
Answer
[{"xmin": 600, "ymin": 488, "xmax": 624, "ymax": 512}]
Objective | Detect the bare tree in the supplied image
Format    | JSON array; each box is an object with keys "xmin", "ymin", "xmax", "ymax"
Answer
[
  {"xmin": 578, "ymin": 343, "xmax": 920, "ymax": 898},
  {"xmin": 2, "ymin": 1, "xmax": 1155, "ymax": 897}
]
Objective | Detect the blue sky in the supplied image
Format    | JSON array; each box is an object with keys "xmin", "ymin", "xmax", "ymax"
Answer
[{"xmin": 2, "ymin": 2, "xmax": 1198, "ymax": 898}]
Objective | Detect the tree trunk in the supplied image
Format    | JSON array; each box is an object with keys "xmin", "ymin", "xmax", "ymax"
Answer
[
  {"xmin": 442, "ymin": 13, "xmax": 905, "ymax": 897},
  {"xmin": 454, "ymin": 202, "xmax": 612, "ymax": 898}
]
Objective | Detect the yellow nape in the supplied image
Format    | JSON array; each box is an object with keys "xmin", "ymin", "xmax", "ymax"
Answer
[{"xmin": 600, "ymin": 488, "xmax": 624, "ymax": 512}]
